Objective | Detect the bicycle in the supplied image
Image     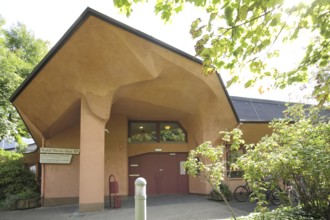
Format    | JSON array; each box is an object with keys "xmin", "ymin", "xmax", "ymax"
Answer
[
  {"xmin": 234, "ymin": 182, "xmax": 251, "ymax": 202},
  {"xmin": 283, "ymin": 181, "xmax": 300, "ymax": 207},
  {"xmin": 233, "ymin": 181, "xmax": 281, "ymax": 205}
]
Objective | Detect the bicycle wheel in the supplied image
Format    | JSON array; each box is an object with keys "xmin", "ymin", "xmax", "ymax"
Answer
[
  {"xmin": 234, "ymin": 186, "xmax": 249, "ymax": 202},
  {"xmin": 270, "ymin": 188, "xmax": 282, "ymax": 205}
]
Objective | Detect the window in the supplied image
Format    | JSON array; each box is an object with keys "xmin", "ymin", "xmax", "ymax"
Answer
[
  {"xmin": 226, "ymin": 147, "xmax": 246, "ymax": 178},
  {"xmin": 160, "ymin": 122, "xmax": 186, "ymax": 143},
  {"xmin": 128, "ymin": 122, "xmax": 157, "ymax": 143},
  {"xmin": 128, "ymin": 121, "xmax": 187, "ymax": 143}
]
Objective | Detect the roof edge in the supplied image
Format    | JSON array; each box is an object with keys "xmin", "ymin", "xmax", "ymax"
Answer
[
  {"xmin": 216, "ymin": 73, "xmax": 240, "ymax": 123},
  {"xmin": 239, "ymin": 120, "xmax": 271, "ymax": 124}
]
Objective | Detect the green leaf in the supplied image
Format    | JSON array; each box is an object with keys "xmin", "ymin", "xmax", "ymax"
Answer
[
  {"xmin": 224, "ymin": 5, "xmax": 234, "ymax": 26},
  {"xmin": 0, "ymin": 21, "xmax": 48, "ymax": 140},
  {"xmin": 239, "ymin": 5, "xmax": 248, "ymax": 20},
  {"xmin": 244, "ymin": 79, "xmax": 255, "ymax": 88},
  {"xmin": 226, "ymin": 75, "xmax": 239, "ymax": 87},
  {"xmin": 270, "ymin": 13, "xmax": 281, "ymax": 26}
]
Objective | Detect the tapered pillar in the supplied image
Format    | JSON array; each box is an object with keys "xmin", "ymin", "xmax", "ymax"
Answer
[{"xmin": 79, "ymin": 92, "xmax": 112, "ymax": 212}]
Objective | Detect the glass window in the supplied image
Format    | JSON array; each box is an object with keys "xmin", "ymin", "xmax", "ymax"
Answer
[
  {"xmin": 128, "ymin": 121, "xmax": 187, "ymax": 143},
  {"xmin": 128, "ymin": 122, "xmax": 157, "ymax": 143},
  {"xmin": 160, "ymin": 122, "xmax": 186, "ymax": 143},
  {"xmin": 227, "ymin": 147, "xmax": 245, "ymax": 178}
]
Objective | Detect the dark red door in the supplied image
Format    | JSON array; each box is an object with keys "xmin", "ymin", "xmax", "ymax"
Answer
[{"xmin": 128, "ymin": 153, "xmax": 188, "ymax": 195}]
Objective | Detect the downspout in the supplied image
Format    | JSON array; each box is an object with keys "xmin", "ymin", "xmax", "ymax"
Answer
[{"xmin": 41, "ymin": 136, "xmax": 45, "ymax": 207}]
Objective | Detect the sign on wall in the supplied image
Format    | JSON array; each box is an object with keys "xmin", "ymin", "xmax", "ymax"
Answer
[
  {"xmin": 180, "ymin": 161, "xmax": 186, "ymax": 175},
  {"xmin": 40, "ymin": 148, "xmax": 79, "ymax": 164},
  {"xmin": 40, "ymin": 154, "xmax": 72, "ymax": 164},
  {"xmin": 40, "ymin": 148, "xmax": 80, "ymax": 154}
]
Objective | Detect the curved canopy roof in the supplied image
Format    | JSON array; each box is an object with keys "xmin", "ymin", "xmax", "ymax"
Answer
[{"xmin": 10, "ymin": 8, "xmax": 238, "ymax": 146}]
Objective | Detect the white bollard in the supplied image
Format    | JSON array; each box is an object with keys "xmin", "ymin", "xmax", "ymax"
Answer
[{"xmin": 135, "ymin": 177, "xmax": 147, "ymax": 220}]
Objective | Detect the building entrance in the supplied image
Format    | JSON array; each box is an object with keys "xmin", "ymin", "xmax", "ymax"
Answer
[{"xmin": 128, "ymin": 153, "xmax": 188, "ymax": 195}]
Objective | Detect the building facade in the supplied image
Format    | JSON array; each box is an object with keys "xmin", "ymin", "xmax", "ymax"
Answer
[{"xmin": 11, "ymin": 8, "xmax": 276, "ymax": 212}]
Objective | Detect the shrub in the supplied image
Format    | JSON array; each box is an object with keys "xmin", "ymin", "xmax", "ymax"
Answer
[
  {"xmin": 236, "ymin": 105, "xmax": 330, "ymax": 219},
  {"xmin": 0, "ymin": 148, "xmax": 39, "ymax": 209},
  {"xmin": 239, "ymin": 206, "xmax": 319, "ymax": 220},
  {"xmin": 211, "ymin": 183, "xmax": 232, "ymax": 201}
]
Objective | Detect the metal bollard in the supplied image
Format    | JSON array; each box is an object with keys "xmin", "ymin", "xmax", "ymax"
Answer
[{"xmin": 135, "ymin": 177, "xmax": 147, "ymax": 220}]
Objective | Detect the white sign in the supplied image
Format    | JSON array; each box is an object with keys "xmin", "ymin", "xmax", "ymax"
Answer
[
  {"xmin": 40, "ymin": 154, "xmax": 72, "ymax": 164},
  {"xmin": 180, "ymin": 161, "xmax": 186, "ymax": 175},
  {"xmin": 40, "ymin": 148, "xmax": 80, "ymax": 154}
]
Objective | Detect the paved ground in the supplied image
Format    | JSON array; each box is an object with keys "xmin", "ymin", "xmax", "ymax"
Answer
[{"xmin": 0, "ymin": 194, "xmax": 265, "ymax": 220}]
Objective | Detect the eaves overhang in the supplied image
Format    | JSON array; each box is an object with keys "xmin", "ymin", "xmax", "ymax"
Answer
[
  {"xmin": 10, "ymin": 7, "xmax": 240, "ymax": 124},
  {"xmin": 9, "ymin": 7, "xmax": 241, "ymax": 146}
]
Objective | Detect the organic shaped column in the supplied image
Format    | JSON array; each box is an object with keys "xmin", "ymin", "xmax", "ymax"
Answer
[{"xmin": 79, "ymin": 92, "xmax": 112, "ymax": 212}]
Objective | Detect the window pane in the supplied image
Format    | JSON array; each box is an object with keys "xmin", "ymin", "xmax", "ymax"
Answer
[
  {"xmin": 227, "ymin": 149, "xmax": 244, "ymax": 178},
  {"xmin": 160, "ymin": 122, "xmax": 186, "ymax": 143},
  {"xmin": 128, "ymin": 122, "xmax": 157, "ymax": 143}
]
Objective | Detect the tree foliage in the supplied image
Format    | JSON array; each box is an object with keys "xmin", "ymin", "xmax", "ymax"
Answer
[
  {"xmin": 0, "ymin": 16, "xmax": 48, "ymax": 140},
  {"xmin": 0, "ymin": 148, "xmax": 39, "ymax": 204},
  {"xmin": 113, "ymin": 0, "xmax": 330, "ymax": 105},
  {"xmin": 184, "ymin": 129, "xmax": 244, "ymax": 219},
  {"xmin": 236, "ymin": 105, "xmax": 330, "ymax": 219},
  {"xmin": 184, "ymin": 105, "xmax": 329, "ymax": 219}
]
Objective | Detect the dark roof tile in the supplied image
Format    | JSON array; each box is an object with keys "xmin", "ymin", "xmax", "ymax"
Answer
[{"xmin": 230, "ymin": 96, "xmax": 287, "ymax": 122}]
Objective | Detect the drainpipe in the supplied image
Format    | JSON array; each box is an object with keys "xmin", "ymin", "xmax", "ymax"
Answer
[{"xmin": 41, "ymin": 137, "xmax": 45, "ymax": 207}]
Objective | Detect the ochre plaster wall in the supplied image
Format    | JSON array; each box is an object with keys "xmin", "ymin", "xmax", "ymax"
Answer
[
  {"xmin": 43, "ymin": 124, "xmax": 80, "ymax": 204},
  {"xmin": 104, "ymin": 114, "xmax": 128, "ymax": 196},
  {"xmin": 38, "ymin": 111, "xmax": 227, "ymax": 203}
]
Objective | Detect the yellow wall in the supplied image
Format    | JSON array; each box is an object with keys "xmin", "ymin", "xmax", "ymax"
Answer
[
  {"xmin": 104, "ymin": 114, "xmax": 128, "ymax": 196},
  {"xmin": 43, "ymin": 124, "xmax": 80, "ymax": 204},
  {"xmin": 40, "ymin": 112, "xmax": 207, "ymax": 201}
]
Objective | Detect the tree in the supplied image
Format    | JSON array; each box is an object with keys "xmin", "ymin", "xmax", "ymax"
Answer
[
  {"xmin": 0, "ymin": 16, "xmax": 48, "ymax": 141},
  {"xmin": 184, "ymin": 105, "xmax": 330, "ymax": 219},
  {"xmin": 113, "ymin": 0, "xmax": 330, "ymax": 105},
  {"xmin": 184, "ymin": 129, "xmax": 244, "ymax": 220},
  {"xmin": 235, "ymin": 105, "xmax": 330, "ymax": 219}
]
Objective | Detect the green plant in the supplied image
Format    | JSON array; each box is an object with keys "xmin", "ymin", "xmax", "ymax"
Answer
[
  {"xmin": 184, "ymin": 129, "xmax": 244, "ymax": 220},
  {"xmin": 0, "ymin": 19, "xmax": 49, "ymax": 140},
  {"xmin": 16, "ymin": 189, "xmax": 40, "ymax": 200},
  {"xmin": 0, "ymin": 149, "xmax": 39, "ymax": 209},
  {"xmin": 0, "ymin": 194, "xmax": 21, "ymax": 210},
  {"xmin": 0, "ymin": 189, "xmax": 40, "ymax": 210},
  {"xmin": 236, "ymin": 105, "xmax": 330, "ymax": 219},
  {"xmin": 238, "ymin": 206, "xmax": 319, "ymax": 220},
  {"xmin": 211, "ymin": 183, "xmax": 232, "ymax": 201}
]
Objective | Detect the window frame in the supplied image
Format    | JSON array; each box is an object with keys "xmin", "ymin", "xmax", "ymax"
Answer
[
  {"xmin": 226, "ymin": 145, "xmax": 246, "ymax": 179},
  {"xmin": 128, "ymin": 120, "xmax": 187, "ymax": 143}
]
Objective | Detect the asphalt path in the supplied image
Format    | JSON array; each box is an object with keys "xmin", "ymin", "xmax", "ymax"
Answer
[{"xmin": 0, "ymin": 194, "xmax": 265, "ymax": 220}]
